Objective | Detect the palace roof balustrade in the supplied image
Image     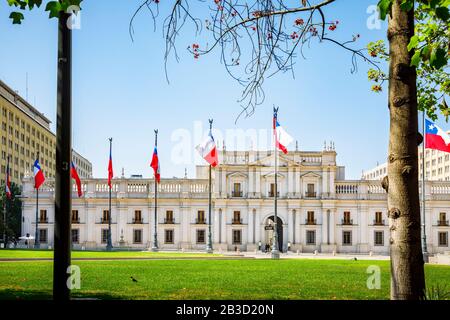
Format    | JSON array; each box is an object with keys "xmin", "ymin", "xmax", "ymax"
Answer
[{"xmin": 19, "ymin": 177, "xmax": 450, "ymax": 201}]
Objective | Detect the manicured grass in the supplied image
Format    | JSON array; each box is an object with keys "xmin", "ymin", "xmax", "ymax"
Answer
[
  {"xmin": 0, "ymin": 258, "xmax": 449, "ymax": 300},
  {"xmin": 0, "ymin": 249, "xmax": 221, "ymax": 259}
]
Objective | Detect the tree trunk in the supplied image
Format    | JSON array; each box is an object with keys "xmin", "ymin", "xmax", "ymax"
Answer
[{"xmin": 387, "ymin": 0, "xmax": 425, "ymax": 300}]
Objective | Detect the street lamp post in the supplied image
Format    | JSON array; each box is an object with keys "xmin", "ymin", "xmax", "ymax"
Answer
[{"xmin": 272, "ymin": 107, "xmax": 280, "ymax": 259}]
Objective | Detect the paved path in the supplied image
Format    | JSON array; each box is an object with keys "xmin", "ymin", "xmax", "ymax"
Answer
[{"xmin": 0, "ymin": 256, "xmax": 254, "ymax": 262}]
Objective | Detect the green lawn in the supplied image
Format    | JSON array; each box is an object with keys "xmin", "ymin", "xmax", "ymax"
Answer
[
  {"xmin": 0, "ymin": 257, "xmax": 449, "ymax": 300},
  {"xmin": 0, "ymin": 249, "xmax": 221, "ymax": 259}
]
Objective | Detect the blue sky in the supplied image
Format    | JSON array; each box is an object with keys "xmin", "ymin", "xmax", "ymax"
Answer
[{"xmin": 0, "ymin": 0, "xmax": 440, "ymax": 179}]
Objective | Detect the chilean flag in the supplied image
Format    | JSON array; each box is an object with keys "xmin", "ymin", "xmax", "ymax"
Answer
[
  {"xmin": 108, "ymin": 144, "xmax": 113, "ymax": 189},
  {"xmin": 33, "ymin": 159, "xmax": 46, "ymax": 189},
  {"xmin": 196, "ymin": 130, "xmax": 219, "ymax": 167},
  {"xmin": 273, "ymin": 109, "xmax": 293, "ymax": 154},
  {"xmin": 5, "ymin": 158, "xmax": 11, "ymax": 199},
  {"xmin": 151, "ymin": 147, "xmax": 161, "ymax": 184},
  {"xmin": 71, "ymin": 162, "xmax": 83, "ymax": 197},
  {"xmin": 425, "ymin": 119, "xmax": 450, "ymax": 153}
]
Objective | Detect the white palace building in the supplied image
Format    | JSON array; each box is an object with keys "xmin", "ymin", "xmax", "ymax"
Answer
[{"xmin": 21, "ymin": 147, "xmax": 450, "ymax": 254}]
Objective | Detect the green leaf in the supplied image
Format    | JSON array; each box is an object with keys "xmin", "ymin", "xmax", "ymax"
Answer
[
  {"xmin": 400, "ymin": 0, "xmax": 414, "ymax": 11},
  {"xmin": 421, "ymin": 45, "xmax": 431, "ymax": 61},
  {"xmin": 435, "ymin": 6, "xmax": 450, "ymax": 21},
  {"xmin": 45, "ymin": 1, "xmax": 62, "ymax": 18},
  {"xmin": 407, "ymin": 35, "xmax": 419, "ymax": 51},
  {"xmin": 411, "ymin": 49, "xmax": 422, "ymax": 67},
  {"xmin": 9, "ymin": 11, "xmax": 24, "ymax": 24},
  {"xmin": 430, "ymin": 47, "xmax": 447, "ymax": 69},
  {"xmin": 378, "ymin": 0, "xmax": 392, "ymax": 20}
]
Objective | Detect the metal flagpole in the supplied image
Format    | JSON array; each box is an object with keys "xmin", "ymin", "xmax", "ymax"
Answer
[
  {"xmin": 421, "ymin": 111, "xmax": 428, "ymax": 262},
  {"xmin": 206, "ymin": 119, "xmax": 214, "ymax": 254},
  {"xmin": 152, "ymin": 130, "xmax": 159, "ymax": 252},
  {"xmin": 272, "ymin": 107, "xmax": 280, "ymax": 259},
  {"xmin": 107, "ymin": 138, "xmax": 113, "ymax": 251},
  {"xmin": 34, "ymin": 151, "xmax": 40, "ymax": 249},
  {"xmin": 3, "ymin": 157, "xmax": 8, "ymax": 248},
  {"xmin": 2, "ymin": 190, "xmax": 6, "ymax": 249}
]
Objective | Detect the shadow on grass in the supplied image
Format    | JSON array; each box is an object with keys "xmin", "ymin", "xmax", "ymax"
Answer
[{"xmin": 0, "ymin": 289, "xmax": 124, "ymax": 301}]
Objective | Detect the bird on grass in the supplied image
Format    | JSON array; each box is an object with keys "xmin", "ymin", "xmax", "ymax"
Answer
[
  {"xmin": 130, "ymin": 276, "xmax": 138, "ymax": 283},
  {"xmin": 353, "ymin": 257, "xmax": 358, "ymax": 261}
]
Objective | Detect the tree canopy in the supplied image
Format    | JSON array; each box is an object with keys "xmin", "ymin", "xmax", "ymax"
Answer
[{"xmin": 368, "ymin": 0, "xmax": 449, "ymax": 120}]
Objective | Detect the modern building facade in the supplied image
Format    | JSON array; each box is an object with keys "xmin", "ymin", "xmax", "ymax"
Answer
[
  {"xmin": 21, "ymin": 148, "xmax": 450, "ymax": 254},
  {"xmin": 363, "ymin": 142, "xmax": 450, "ymax": 181},
  {"xmin": 0, "ymin": 79, "xmax": 92, "ymax": 188}
]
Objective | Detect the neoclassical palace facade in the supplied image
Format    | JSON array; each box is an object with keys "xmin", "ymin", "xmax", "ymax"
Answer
[{"xmin": 21, "ymin": 148, "xmax": 450, "ymax": 254}]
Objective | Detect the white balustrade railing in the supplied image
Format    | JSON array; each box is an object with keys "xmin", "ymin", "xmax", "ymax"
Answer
[{"xmin": 21, "ymin": 178, "xmax": 450, "ymax": 200}]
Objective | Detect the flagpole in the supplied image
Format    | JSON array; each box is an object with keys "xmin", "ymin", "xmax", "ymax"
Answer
[
  {"xmin": 151, "ymin": 130, "xmax": 159, "ymax": 252},
  {"xmin": 272, "ymin": 108, "xmax": 280, "ymax": 259},
  {"xmin": 34, "ymin": 151, "xmax": 40, "ymax": 249},
  {"xmin": 2, "ymin": 191, "xmax": 6, "ymax": 249},
  {"xmin": 3, "ymin": 157, "xmax": 8, "ymax": 248},
  {"xmin": 206, "ymin": 119, "xmax": 214, "ymax": 254},
  {"xmin": 107, "ymin": 138, "xmax": 113, "ymax": 251},
  {"xmin": 421, "ymin": 110, "xmax": 428, "ymax": 262}
]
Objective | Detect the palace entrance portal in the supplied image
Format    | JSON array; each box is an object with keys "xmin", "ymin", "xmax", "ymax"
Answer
[{"xmin": 265, "ymin": 216, "xmax": 283, "ymax": 252}]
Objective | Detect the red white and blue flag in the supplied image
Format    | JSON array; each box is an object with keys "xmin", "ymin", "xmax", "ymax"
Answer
[
  {"xmin": 273, "ymin": 109, "xmax": 293, "ymax": 154},
  {"xmin": 196, "ymin": 130, "xmax": 219, "ymax": 167},
  {"xmin": 5, "ymin": 158, "xmax": 11, "ymax": 199},
  {"xmin": 33, "ymin": 159, "xmax": 46, "ymax": 189},
  {"xmin": 108, "ymin": 144, "xmax": 113, "ymax": 189},
  {"xmin": 151, "ymin": 147, "xmax": 161, "ymax": 184},
  {"xmin": 71, "ymin": 162, "xmax": 83, "ymax": 197},
  {"xmin": 425, "ymin": 119, "xmax": 450, "ymax": 153}
]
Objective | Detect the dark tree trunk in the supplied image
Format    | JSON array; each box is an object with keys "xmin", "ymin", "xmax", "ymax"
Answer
[{"xmin": 386, "ymin": 0, "xmax": 425, "ymax": 300}]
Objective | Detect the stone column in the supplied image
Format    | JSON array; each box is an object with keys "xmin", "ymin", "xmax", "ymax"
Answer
[
  {"xmin": 214, "ymin": 208, "xmax": 220, "ymax": 244},
  {"xmin": 248, "ymin": 208, "xmax": 254, "ymax": 244},
  {"xmin": 288, "ymin": 209, "xmax": 294, "ymax": 244},
  {"xmin": 322, "ymin": 209, "xmax": 328, "ymax": 245}
]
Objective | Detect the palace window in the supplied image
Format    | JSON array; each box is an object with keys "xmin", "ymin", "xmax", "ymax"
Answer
[
  {"xmin": 165, "ymin": 210, "xmax": 174, "ymax": 224},
  {"xmin": 306, "ymin": 211, "xmax": 315, "ymax": 224},
  {"xmin": 133, "ymin": 229, "xmax": 143, "ymax": 244},
  {"xmin": 39, "ymin": 229, "xmax": 48, "ymax": 243},
  {"xmin": 133, "ymin": 210, "xmax": 142, "ymax": 224},
  {"xmin": 232, "ymin": 183, "xmax": 242, "ymax": 197},
  {"xmin": 342, "ymin": 212, "xmax": 352, "ymax": 225},
  {"xmin": 72, "ymin": 229, "xmax": 79, "ymax": 244},
  {"xmin": 343, "ymin": 231, "xmax": 352, "ymax": 245},
  {"xmin": 197, "ymin": 211, "xmax": 206, "ymax": 224},
  {"xmin": 102, "ymin": 210, "xmax": 110, "ymax": 223},
  {"xmin": 438, "ymin": 232, "xmax": 448, "ymax": 247},
  {"xmin": 39, "ymin": 210, "xmax": 48, "ymax": 223},
  {"xmin": 232, "ymin": 211, "xmax": 241, "ymax": 224},
  {"xmin": 196, "ymin": 230, "xmax": 206, "ymax": 244},
  {"xmin": 374, "ymin": 212, "xmax": 383, "ymax": 225},
  {"xmin": 71, "ymin": 210, "xmax": 79, "ymax": 223},
  {"xmin": 232, "ymin": 230, "xmax": 242, "ymax": 244},
  {"xmin": 306, "ymin": 230, "xmax": 316, "ymax": 245},
  {"xmin": 269, "ymin": 183, "xmax": 278, "ymax": 197},
  {"xmin": 439, "ymin": 212, "xmax": 447, "ymax": 226},
  {"xmin": 165, "ymin": 230, "xmax": 174, "ymax": 244},
  {"xmin": 101, "ymin": 229, "xmax": 108, "ymax": 244},
  {"xmin": 306, "ymin": 184, "xmax": 316, "ymax": 197},
  {"xmin": 374, "ymin": 231, "xmax": 384, "ymax": 246}
]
